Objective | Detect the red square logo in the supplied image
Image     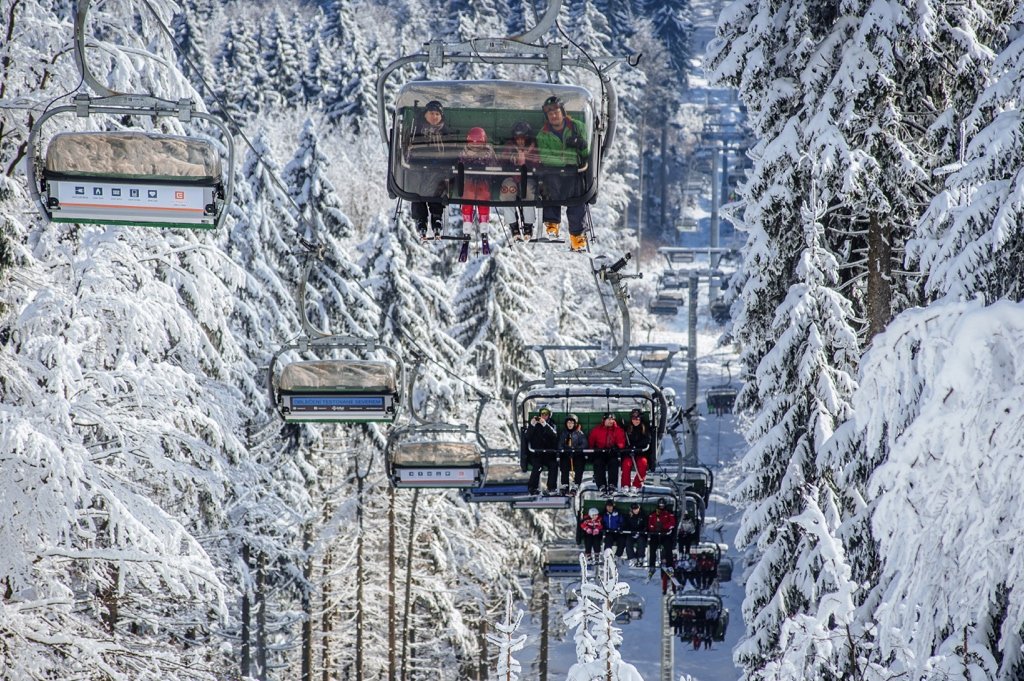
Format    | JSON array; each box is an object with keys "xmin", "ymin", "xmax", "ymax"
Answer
[{"xmin": 175, "ymin": 191, "xmax": 185, "ymax": 200}]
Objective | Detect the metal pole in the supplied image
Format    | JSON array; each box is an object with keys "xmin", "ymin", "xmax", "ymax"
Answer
[
  {"xmin": 661, "ymin": 593, "xmax": 674, "ymax": 681},
  {"xmin": 709, "ymin": 145, "xmax": 721, "ymax": 300},
  {"xmin": 686, "ymin": 275, "xmax": 699, "ymax": 465},
  {"xmin": 638, "ymin": 112, "xmax": 645, "ymax": 253},
  {"xmin": 539, "ymin": 573, "xmax": 549, "ymax": 681},
  {"xmin": 388, "ymin": 487, "xmax": 396, "ymax": 681}
]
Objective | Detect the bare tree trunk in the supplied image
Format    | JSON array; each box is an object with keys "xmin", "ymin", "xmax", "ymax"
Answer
[
  {"xmin": 477, "ymin": 614, "xmax": 488, "ymax": 680},
  {"xmin": 355, "ymin": 473, "xmax": 364, "ymax": 680},
  {"xmin": 539, "ymin": 573, "xmax": 549, "ymax": 681},
  {"xmin": 866, "ymin": 212, "xmax": 893, "ymax": 340},
  {"xmin": 100, "ymin": 563, "xmax": 119, "ymax": 635},
  {"xmin": 388, "ymin": 486, "xmax": 397, "ymax": 681},
  {"xmin": 302, "ymin": 525, "xmax": 314, "ymax": 681},
  {"xmin": 321, "ymin": 545, "xmax": 333, "ymax": 681},
  {"xmin": 401, "ymin": 490, "xmax": 420, "ymax": 680},
  {"xmin": 256, "ymin": 552, "xmax": 268, "ymax": 681},
  {"xmin": 659, "ymin": 124, "xmax": 669, "ymax": 239},
  {"xmin": 241, "ymin": 544, "xmax": 251, "ymax": 678}
]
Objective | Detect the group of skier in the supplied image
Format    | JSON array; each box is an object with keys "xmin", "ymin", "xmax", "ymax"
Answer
[
  {"xmin": 669, "ymin": 602, "xmax": 721, "ymax": 651},
  {"xmin": 523, "ymin": 408, "xmax": 652, "ymax": 496},
  {"xmin": 406, "ymin": 94, "xmax": 591, "ymax": 259}
]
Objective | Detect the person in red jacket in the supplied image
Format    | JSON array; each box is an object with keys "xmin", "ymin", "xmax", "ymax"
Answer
[
  {"xmin": 587, "ymin": 412, "xmax": 625, "ymax": 493},
  {"xmin": 579, "ymin": 507, "xmax": 604, "ymax": 562},
  {"xmin": 646, "ymin": 498, "xmax": 677, "ymax": 573}
]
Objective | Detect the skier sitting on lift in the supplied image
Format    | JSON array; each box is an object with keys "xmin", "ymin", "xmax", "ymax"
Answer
[
  {"xmin": 537, "ymin": 94, "xmax": 589, "ymax": 252},
  {"xmin": 557, "ymin": 413, "xmax": 587, "ymax": 494},
  {"xmin": 621, "ymin": 408, "xmax": 651, "ymax": 491},
  {"xmin": 498, "ymin": 120, "xmax": 540, "ymax": 241},
  {"xmin": 407, "ymin": 100, "xmax": 451, "ymax": 241},
  {"xmin": 458, "ymin": 127, "xmax": 499, "ymax": 256},
  {"xmin": 587, "ymin": 412, "xmax": 625, "ymax": 494},
  {"xmin": 525, "ymin": 406, "xmax": 559, "ymax": 495}
]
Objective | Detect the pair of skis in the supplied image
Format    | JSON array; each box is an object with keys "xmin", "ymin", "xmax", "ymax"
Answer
[{"xmin": 420, "ymin": 226, "xmax": 490, "ymax": 262}]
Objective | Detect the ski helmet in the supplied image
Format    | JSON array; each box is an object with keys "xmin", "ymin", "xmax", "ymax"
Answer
[
  {"xmin": 588, "ymin": 508, "xmax": 599, "ymax": 517},
  {"xmin": 467, "ymin": 127, "xmax": 487, "ymax": 144},
  {"xmin": 511, "ymin": 121, "xmax": 533, "ymax": 137},
  {"xmin": 542, "ymin": 95, "xmax": 565, "ymax": 114}
]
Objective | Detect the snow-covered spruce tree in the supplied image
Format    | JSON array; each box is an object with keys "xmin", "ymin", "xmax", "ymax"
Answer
[
  {"xmin": 450, "ymin": 246, "xmax": 537, "ymax": 399},
  {"xmin": 261, "ymin": 7, "xmax": 305, "ymax": 109},
  {"xmin": 910, "ymin": 4, "xmax": 1024, "ymax": 304},
  {"xmin": 213, "ymin": 19, "xmax": 269, "ymax": 120},
  {"xmin": 563, "ymin": 550, "xmax": 644, "ymax": 680},
  {"xmin": 488, "ymin": 591, "xmax": 527, "ymax": 680},
  {"xmin": 726, "ymin": 178, "xmax": 858, "ymax": 679},
  {"xmin": 324, "ymin": 0, "xmax": 388, "ymax": 132},
  {"xmin": 837, "ymin": 299, "xmax": 1024, "ymax": 681}
]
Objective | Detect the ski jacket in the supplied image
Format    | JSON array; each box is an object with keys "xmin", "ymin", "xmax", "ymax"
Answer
[
  {"xmin": 678, "ymin": 517, "xmax": 698, "ymax": 536},
  {"xmin": 579, "ymin": 516, "xmax": 603, "ymax": 536},
  {"xmin": 537, "ymin": 117, "xmax": 589, "ymax": 167},
  {"xmin": 622, "ymin": 510, "xmax": 647, "ymax": 534},
  {"xmin": 459, "ymin": 143, "xmax": 498, "ymax": 170},
  {"xmin": 588, "ymin": 422, "xmax": 625, "ymax": 451},
  {"xmin": 647, "ymin": 509, "xmax": 677, "ymax": 535},
  {"xmin": 601, "ymin": 509, "xmax": 623, "ymax": 532},
  {"xmin": 410, "ymin": 118, "xmax": 450, "ymax": 155},
  {"xmin": 526, "ymin": 418, "xmax": 559, "ymax": 451},
  {"xmin": 625, "ymin": 424, "xmax": 652, "ymax": 454},
  {"xmin": 560, "ymin": 427, "xmax": 587, "ymax": 451}
]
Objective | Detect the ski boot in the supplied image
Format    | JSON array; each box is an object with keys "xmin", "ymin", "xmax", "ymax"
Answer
[
  {"xmin": 510, "ymin": 222, "xmax": 523, "ymax": 241},
  {"xmin": 431, "ymin": 218, "xmax": 443, "ymax": 240},
  {"xmin": 458, "ymin": 221, "xmax": 473, "ymax": 262},
  {"xmin": 481, "ymin": 231, "xmax": 491, "ymax": 255},
  {"xmin": 544, "ymin": 221, "xmax": 560, "ymax": 239},
  {"xmin": 569, "ymin": 232, "xmax": 588, "ymax": 252},
  {"xmin": 416, "ymin": 222, "xmax": 428, "ymax": 241}
]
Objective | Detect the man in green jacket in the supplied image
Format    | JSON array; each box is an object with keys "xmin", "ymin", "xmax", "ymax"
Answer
[{"xmin": 537, "ymin": 95, "xmax": 590, "ymax": 252}]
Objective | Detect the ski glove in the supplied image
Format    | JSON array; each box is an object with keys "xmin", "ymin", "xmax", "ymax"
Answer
[{"xmin": 565, "ymin": 134, "xmax": 586, "ymax": 150}]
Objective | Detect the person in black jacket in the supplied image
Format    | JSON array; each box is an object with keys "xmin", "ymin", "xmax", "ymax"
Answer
[
  {"xmin": 622, "ymin": 502, "xmax": 648, "ymax": 566},
  {"xmin": 526, "ymin": 406, "xmax": 559, "ymax": 494},
  {"xmin": 557, "ymin": 413, "xmax": 587, "ymax": 494}
]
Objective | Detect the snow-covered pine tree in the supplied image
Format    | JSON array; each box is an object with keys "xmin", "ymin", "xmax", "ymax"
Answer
[
  {"xmin": 910, "ymin": 4, "xmax": 1024, "ymax": 304},
  {"xmin": 261, "ymin": 7, "xmax": 306, "ymax": 109},
  {"xmin": 487, "ymin": 591, "xmax": 527, "ymax": 680},
  {"xmin": 450, "ymin": 246, "xmax": 537, "ymax": 399},
  {"xmin": 325, "ymin": 0, "xmax": 380, "ymax": 132},
  {"xmin": 563, "ymin": 550, "xmax": 644, "ymax": 680},
  {"xmin": 213, "ymin": 19, "xmax": 269, "ymax": 119}
]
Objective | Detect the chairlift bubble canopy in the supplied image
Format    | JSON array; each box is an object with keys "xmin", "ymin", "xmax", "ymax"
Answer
[
  {"xmin": 387, "ymin": 80, "xmax": 600, "ymax": 209},
  {"xmin": 275, "ymin": 359, "xmax": 399, "ymax": 423}
]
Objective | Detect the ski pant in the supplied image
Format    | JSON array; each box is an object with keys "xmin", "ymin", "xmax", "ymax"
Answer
[
  {"xmin": 540, "ymin": 171, "xmax": 586, "ymax": 234},
  {"xmin": 527, "ymin": 451, "xmax": 558, "ymax": 493},
  {"xmin": 582, "ymin": 533, "xmax": 601, "ymax": 557},
  {"xmin": 620, "ymin": 455, "xmax": 648, "ymax": 488},
  {"xmin": 591, "ymin": 449, "xmax": 619, "ymax": 489},
  {"xmin": 648, "ymin": 533, "xmax": 673, "ymax": 568},
  {"xmin": 460, "ymin": 179, "xmax": 491, "ymax": 223},
  {"xmin": 603, "ymin": 531, "xmax": 625, "ymax": 557},
  {"xmin": 678, "ymin": 532, "xmax": 699, "ymax": 556},
  {"xmin": 625, "ymin": 533, "xmax": 647, "ymax": 562},
  {"xmin": 559, "ymin": 449, "xmax": 585, "ymax": 488},
  {"xmin": 410, "ymin": 201, "xmax": 444, "ymax": 228}
]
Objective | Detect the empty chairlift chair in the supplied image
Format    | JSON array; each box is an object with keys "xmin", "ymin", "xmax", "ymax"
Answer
[
  {"xmin": 276, "ymin": 359, "xmax": 400, "ymax": 423},
  {"xmin": 40, "ymin": 130, "xmax": 225, "ymax": 229},
  {"xmin": 387, "ymin": 438, "xmax": 484, "ymax": 489}
]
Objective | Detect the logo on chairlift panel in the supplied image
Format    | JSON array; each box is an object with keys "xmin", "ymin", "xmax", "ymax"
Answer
[{"xmin": 175, "ymin": 191, "xmax": 185, "ymax": 200}]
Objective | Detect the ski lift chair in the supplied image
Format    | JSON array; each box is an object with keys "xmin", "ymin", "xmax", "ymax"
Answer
[
  {"xmin": 543, "ymin": 541, "xmax": 584, "ymax": 578},
  {"xmin": 516, "ymin": 384, "xmax": 668, "ymax": 474},
  {"xmin": 385, "ymin": 81, "xmax": 601, "ymax": 226},
  {"xmin": 269, "ymin": 335, "xmax": 403, "ymax": 423},
  {"xmin": 385, "ymin": 426, "xmax": 484, "ymax": 489},
  {"xmin": 462, "ymin": 453, "xmax": 532, "ymax": 503},
  {"xmin": 34, "ymin": 127, "xmax": 229, "ymax": 229},
  {"xmin": 614, "ymin": 593, "xmax": 644, "ymax": 621},
  {"xmin": 649, "ymin": 292, "xmax": 683, "ymax": 316},
  {"xmin": 706, "ymin": 386, "xmax": 738, "ymax": 416},
  {"xmin": 686, "ymin": 541, "xmax": 731, "ymax": 586},
  {"xmin": 710, "ymin": 300, "xmax": 732, "ymax": 325},
  {"xmin": 668, "ymin": 591, "xmax": 728, "ymax": 642},
  {"xmin": 678, "ymin": 465, "xmax": 714, "ymax": 506}
]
